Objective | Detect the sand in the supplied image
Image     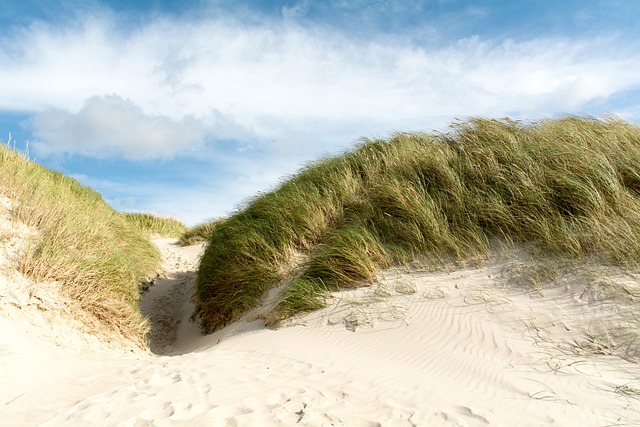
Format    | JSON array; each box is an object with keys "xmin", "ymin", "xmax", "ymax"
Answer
[{"xmin": 2, "ymin": 201, "xmax": 640, "ymax": 426}]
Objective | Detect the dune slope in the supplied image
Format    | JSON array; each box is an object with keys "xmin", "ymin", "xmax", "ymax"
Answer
[{"xmin": 3, "ymin": 226, "xmax": 639, "ymax": 426}]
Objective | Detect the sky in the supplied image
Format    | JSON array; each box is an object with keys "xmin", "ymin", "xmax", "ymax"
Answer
[{"xmin": 1, "ymin": 0, "xmax": 639, "ymax": 226}]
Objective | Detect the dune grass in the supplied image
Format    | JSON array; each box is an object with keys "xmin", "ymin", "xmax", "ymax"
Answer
[
  {"xmin": 196, "ymin": 116, "xmax": 640, "ymax": 332},
  {"xmin": 0, "ymin": 140, "xmax": 184, "ymax": 345},
  {"xmin": 179, "ymin": 218, "xmax": 226, "ymax": 246},
  {"xmin": 125, "ymin": 212, "xmax": 188, "ymax": 237}
]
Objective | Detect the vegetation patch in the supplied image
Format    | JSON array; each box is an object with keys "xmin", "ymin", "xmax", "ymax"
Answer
[
  {"xmin": 179, "ymin": 218, "xmax": 226, "ymax": 246},
  {"xmin": 125, "ymin": 212, "xmax": 188, "ymax": 237},
  {"xmin": 0, "ymin": 140, "xmax": 185, "ymax": 345},
  {"xmin": 196, "ymin": 116, "xmax": 640, "ymax": 333}
]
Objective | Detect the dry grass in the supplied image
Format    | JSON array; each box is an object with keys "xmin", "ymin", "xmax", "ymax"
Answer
[
  {"xmin": 125, "ymin": 212, "xmax": 188, "ymax": 237},
  {"xmin": 0, "ymin": 139, "xmax": 185, "ymax": 345}
]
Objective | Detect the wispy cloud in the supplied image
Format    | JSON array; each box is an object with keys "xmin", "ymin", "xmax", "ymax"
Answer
[
  {"xmin": 282, "ymin": 1, "xmax": 310, "ymax": 21},
  {"xmin": 2, "ymin": 3, "xmax": 638, "ymax": 224},
  {"xmin": 2, "ymin": 12, "xmax": 639, "ymax": 160}
]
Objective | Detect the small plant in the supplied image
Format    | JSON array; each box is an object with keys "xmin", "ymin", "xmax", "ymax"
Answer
[
  {"xmin": 275, "ymin": 277, "xmax": 330, "ymax": 318},
  {"xmin": 502, "ymin": 260, "xmax": 561, "ymax": 295}
]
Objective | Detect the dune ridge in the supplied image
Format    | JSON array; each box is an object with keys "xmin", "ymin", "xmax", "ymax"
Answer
[{"xmin": 194, "ymin": 117, "xmax": 640, "ymax": 334}]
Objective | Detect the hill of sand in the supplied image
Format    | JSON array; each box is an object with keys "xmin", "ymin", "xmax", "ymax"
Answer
[{"xmin": 2, "ymin": 199, "xmax": 640, "ymax": 426}]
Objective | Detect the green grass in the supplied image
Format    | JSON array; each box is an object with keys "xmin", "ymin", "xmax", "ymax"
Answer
[
  {"xmin": 196, "ymin": 116, "xmax": 640, "ymax": 332},
  {"xmin": 125, "ymin": 212, "xmax": 188, "ymax": 237},
  {"xmin": 0, "ymin": 141, "xmax": 185, "ymax": 345},
  {"xmin": 179, "ymin": 218, "xmax": 226, "ymax": 245}
]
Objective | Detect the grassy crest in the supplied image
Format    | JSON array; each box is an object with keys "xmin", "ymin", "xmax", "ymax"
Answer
[
  {"xmin": 0, "ymin": 142, "xmax": 183, "ymax": 344},
  {"xmin": 179, "ymin": 218, "xmax": 226, "ymax": 246},
  {"xmin": 125, "ymin": 212, "xmax": 188, "ymax": 237},
  {"xmin": 196, "ymin": 116, "xmax": 640, "ymax": 333}
]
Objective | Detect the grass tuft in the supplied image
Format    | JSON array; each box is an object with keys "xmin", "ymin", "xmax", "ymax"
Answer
[
  {"xmin": 179, "ymin": 218, "xmax": 226, "ymax": 245},
  {"xmin": 276, "ymin": 277, "xmax": 331, "ymax": 318},
  {"xmin": 124, "ymin": 212, "xmax": 188, "ymax": 237}
]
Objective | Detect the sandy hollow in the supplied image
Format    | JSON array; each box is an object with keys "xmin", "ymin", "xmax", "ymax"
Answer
[{"xmin": 1, "ymin": 203, "xmax": 640, "ymax": 426}]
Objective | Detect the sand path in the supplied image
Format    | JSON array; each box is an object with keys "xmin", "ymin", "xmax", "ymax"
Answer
[
  {"xmin": 139, "ymin": 238, "xmax": 205, "ymax": 355},
  {"xmin": 2, "ymin": 224, "xmax": 640, "ymax": 425}
]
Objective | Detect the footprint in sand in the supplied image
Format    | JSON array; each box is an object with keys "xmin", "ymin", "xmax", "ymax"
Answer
[
  {"xmin": 147, "ymin": 370, "xmax": 182, "ymax": 386},
  {"xmin": 433, "ymin": 405, "xmax": 489, "ymax": 427},
  {"xmin": 139, "ymin": 401, "xmax": 175, "ymax": 420},
  {"xmin": 168, "ymin": 401, "xmax": 208, "ymax": 421}
]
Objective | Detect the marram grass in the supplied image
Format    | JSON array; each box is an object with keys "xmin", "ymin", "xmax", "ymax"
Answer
[
  {"xmin": 179, "ymin": 218, "xmax": 226, "ymax": 246},
  {"xmin": 196, "ymin": 116, "xmax": 640, "ymax": 333},
  {"xmin": 0, "ymin": 142, "xmax": 186, "ymax": 345},
  {"xmin": 125, "ymin": 212, "xmax": 188, "ymax": 237}
]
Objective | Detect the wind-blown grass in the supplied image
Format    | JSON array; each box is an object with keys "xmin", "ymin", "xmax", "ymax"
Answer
[
  {"xmin": 196, "ymin": 116, "xmax": 640, "ymax": 332},
  {"xmin": 125, "ymin": 212, "xmax": 188, "ymax": 237},
  {"xmin": 179, "ymin": 218, "xmax": 226, "ymax": 246},
  {"xmin": 0, "ymin": 141, "xmax": 183, "ymax": 345}
]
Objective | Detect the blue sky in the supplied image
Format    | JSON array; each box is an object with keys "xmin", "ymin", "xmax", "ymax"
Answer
[{"xmin": 1, "ymin": 0, "xmax": 639, "ymax": 226}]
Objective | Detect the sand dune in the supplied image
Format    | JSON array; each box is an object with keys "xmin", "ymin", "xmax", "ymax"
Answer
[{"xmin": 2, "ymin": 210, "xmax": 640, "ymax": 425}]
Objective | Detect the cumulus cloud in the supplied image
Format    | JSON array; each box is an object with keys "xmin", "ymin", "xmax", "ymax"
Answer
[
  {"xmin": 1, "ymin": 12, "xmax": 639, "ymax": 160},
  {"xmin": 29, "ymin": 95, "xmax": 209, "ymax": 159}
]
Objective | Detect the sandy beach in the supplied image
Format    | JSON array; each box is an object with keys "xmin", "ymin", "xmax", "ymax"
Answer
[{"xmin": 2, "ymin": 203, "xmax": 640, "ymax": 426}]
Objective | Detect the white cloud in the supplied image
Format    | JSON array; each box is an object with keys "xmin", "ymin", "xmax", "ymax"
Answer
[
  {"xmin": 30, "ymin": 95, "xmax": 209, "ymax": 159},
  {"xmin": 2, "ymin": 6, "xmax": 638, "ymax": 225},
  {"xmin": 282, "ymin": 1, "xmax": 310, "ymax": 20},
  {"xmin": 0, "ymin": 12, "xmax": 639, "ymax": 160}
]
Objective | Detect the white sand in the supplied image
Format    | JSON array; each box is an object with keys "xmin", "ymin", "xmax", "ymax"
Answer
[{"xmin": 2, "ymin": 201, "xmax": 640, "ymax": 426}]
